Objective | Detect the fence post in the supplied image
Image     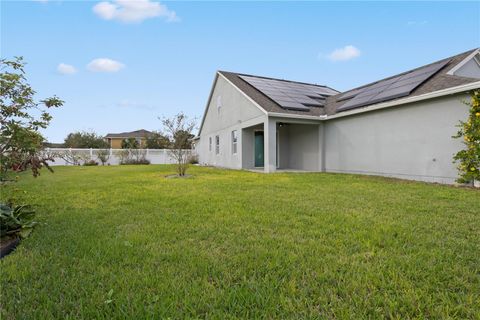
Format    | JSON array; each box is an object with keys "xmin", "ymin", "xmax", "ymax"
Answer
[
  {"xmin": 146, "ymin": 148, "xmax": 149, "ymax": 157},
  {"xmin": 109, "ymin": 148, "xmax": 112, "ymax": 156},
  {"xmin": 90, "ymin": 148, "xmax": 93, "ymax": 158}
]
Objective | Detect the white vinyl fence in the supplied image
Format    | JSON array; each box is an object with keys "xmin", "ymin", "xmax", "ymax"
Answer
[{"xmin": 44, "ymin": 148, "xmax": 194, "ymax": 166}]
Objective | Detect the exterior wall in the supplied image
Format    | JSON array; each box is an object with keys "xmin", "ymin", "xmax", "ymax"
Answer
[
  {"xmin": 275, "ymin": 124, "xmax": 320, "ymax": 171},
  {"xmin": 324, "ymin": 93, "xmax": 469, "ymax": 184},
  {"xmin": 110, "ymin": 138, "xmax": 123, "ymax": 149},
  {"xmin": 197, "ymin": 74, "xmax": 265, "ymax": 169},
  {"xmin": 108, "ymin": 137, "xmax": 147, "ymax": 149}
]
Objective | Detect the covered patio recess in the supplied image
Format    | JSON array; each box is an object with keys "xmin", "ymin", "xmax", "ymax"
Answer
[{"xmin": 241, "ymin": 118, "xmax": 325, "ymax": 173}]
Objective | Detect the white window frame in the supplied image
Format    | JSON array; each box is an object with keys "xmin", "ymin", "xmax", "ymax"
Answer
[
  {"xmin": 209, "ymin": 137, "xmax": 212, "ymax": 152},
  {"xmin": 231, "ymin": 130, "xmax": 238, "ymax": 154},
  {"xmin": 215, "ymin": 135, "xmax": 220, "ymax": 155}
]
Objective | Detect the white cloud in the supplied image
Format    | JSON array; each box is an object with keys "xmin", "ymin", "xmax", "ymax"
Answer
[
  {"xmin": 57, "ymin": 63, "xmax": 77, "ymax": 75},
  {"xmin": 87, "ymin": 58, "xmax": 125, "ymax": 72},
  {"xmin": 326, "ymin": 45, "xmax": 361, "ymax": 62},
  {"xmin": 93, "ymin": 0, "xmax": 178, "ymax": 23}
]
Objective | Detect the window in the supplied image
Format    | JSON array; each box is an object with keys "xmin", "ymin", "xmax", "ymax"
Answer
[
  {"xmin": 216, "ymin": 96, "xmax": 222, "ymax": 114},
  {"xmin": 231, "ymin": 130, "xmax": 238, "ymax": 154},
  {"xmin": 215, "ymin": 135, "xmax": 220, "ymax": 154},
  {"xmin": 209, "ymin": 137, "xmax": 212, "ymax": 152}
]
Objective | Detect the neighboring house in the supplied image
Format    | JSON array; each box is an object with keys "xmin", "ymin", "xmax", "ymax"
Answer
[
  {"xmin": 196, "ymin": 48, "xmax": 480, "ymax": 184},
  {"xmin": 104, "ymin": 129, "xmax": 152, "ymax": 148}
]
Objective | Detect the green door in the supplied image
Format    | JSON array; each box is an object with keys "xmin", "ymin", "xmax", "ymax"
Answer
[{"xmin": 254, "ymin": 131, "xmax": 264, "ymax": 167}]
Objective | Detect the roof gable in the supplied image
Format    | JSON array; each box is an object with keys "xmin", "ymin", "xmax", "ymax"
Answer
[
  {"xmin": 447, "ymin": 49, "xmax": 480, "ymax": 79},
  {"xmin": 197, "ymin": 72, "xmax": 268, "ymax": 136}
]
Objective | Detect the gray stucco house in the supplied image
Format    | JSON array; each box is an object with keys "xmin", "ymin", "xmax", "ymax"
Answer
[{"xmin": 195, "ymin": 48, "xmax": 480, "ymax": 184}]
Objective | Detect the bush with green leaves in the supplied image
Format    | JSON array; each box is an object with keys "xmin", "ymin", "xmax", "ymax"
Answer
[
  {"xmin": 0, "ymin": 57, "xmax": 63, "ymax": 181},
  {"xmin": 0, "ymin": 57, "xmax": 62, "ymax": 241},
  {"xmin": 121, "ymin": 138, "xmax": 139, "ymax": 149},
  {"xmin": 0, "ymin": 202, "xmax": 37, "ymax": 239},
  {"xmin": 64, "ymin": 131, "xmax": 108, "ymax": 149},
  {"xmin": 453, "ymin": 90, "xmax": 480, "ymax": 184}
]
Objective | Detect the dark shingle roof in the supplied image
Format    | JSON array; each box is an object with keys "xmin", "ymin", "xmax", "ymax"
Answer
[
  {"xmin": 105, "ymin": 129, "xmax": 152, "ymax": 139},
  {"xmin": 219, "ymin": 48, "xmax": 479, "ymax": 117},
  {"xmin": 219, "ymin": 71, "xmax": 337, "ymax": 116},
  {"xmin": 325, "ymin": 49, "xmax": 479, "ymax": 115}
]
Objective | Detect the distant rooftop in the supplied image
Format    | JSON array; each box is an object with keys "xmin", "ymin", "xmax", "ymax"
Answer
[{"xmin": 105, "ymin": 129, "xmax": 152, "ymax": 139}]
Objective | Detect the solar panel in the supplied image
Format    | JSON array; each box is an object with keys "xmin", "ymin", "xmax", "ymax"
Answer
[
  {"xmin": 239, "ymin": 75, "xmax": 337, "ymax": 111},
  {"xmin": 337, "ymin": 59, "xmax": 450, "ymax": 111},
  {"xmin": 336, "ymin": 88, "xmax": 364, "ymax": 102}
]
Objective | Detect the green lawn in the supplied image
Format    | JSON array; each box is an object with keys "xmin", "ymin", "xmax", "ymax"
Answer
[{"xmin": 1, "ymin": 165, "xmax": 479, "ymax": 319}]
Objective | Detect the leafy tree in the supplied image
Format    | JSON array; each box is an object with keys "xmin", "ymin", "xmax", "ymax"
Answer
[
  {"xmin": 161, "ymin": 112, "xmax": 196, "ymax": 176},
  {"xmin": 121, "ymin": 137, "xmax": 139, "ymax": 149},
  {"xmin": 453, "ymin": 90, "xmax": 480, "ymax": 184},
  {"xmin": 1, "ymin": 57, "xmax": 62, "ymax": 241},
  {"xmin": 174, "ymin": 130, "xmax": 195, "ymax": 149},
  {"xmin": 145, "ymin": 131, "xmax": 170, "ymax": 149},
  {"xmin": 0, "ymin": 57, "xmax": 63, "ymax": 181},
  {"xmin": 64, "ymin": 131, "xmax": 108, "ymax": 148}
]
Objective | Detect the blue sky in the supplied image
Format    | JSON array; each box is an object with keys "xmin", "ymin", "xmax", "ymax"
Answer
[{"xmin": 2, "ymin": 1, "xmax": 479, "ymax": 142}]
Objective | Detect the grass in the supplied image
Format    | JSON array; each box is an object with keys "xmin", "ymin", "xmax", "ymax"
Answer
[{"xmin": 1, "ymin": 165, "xmax": 479, "ymax": 319}]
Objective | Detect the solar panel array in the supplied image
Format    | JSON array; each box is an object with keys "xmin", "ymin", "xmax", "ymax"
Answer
[
  {"xmin": 337, "ymin": 59, "xmax": 450, "ymax": 111},
  {"xmin": 239, "ymin": 75, "xmax": 338, "ymax": 111}
]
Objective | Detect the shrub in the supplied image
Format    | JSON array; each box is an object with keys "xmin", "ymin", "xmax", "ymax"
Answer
[
  {"xmin": 57, "ymin": 150, "xmax": 83, "ymax": 166},
  {"xmin": 120, "ymin": 158, "xmax": 150, "ymax": 165},
  {"xmin": 189, "ymin": 154, "xmax": 199, "ymax": 164},
  {"xmin": 121, "ymin": 138, "xmax": 139, "ymax": 149},
  {"xmin": 161, "ymin": 112, "xmax": 197, "ymax": 176},
  {"xmin": 115, "ymin": 149, "xmax": 130, "ymax": 164},
  {"xmin": 453, "ymin": 90, "xmax": 480, "ymax": 184},
  {"xmin": 0, "ymin": 202, "xmax": 37, "ymax": 239},
  {"xmin": 117, "ymin": 149, "xmax": 150, "ymax": 165},
  {"xmin": 96, "ymin": 149, "xmax": 110, "ymax": 165},
  {"xmin": 83, "ymin": 160, "xmax": 98, "ymax": 166}
]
